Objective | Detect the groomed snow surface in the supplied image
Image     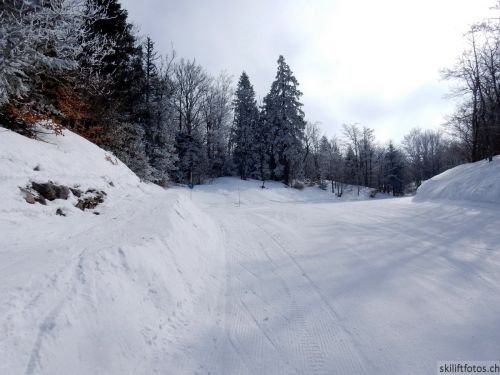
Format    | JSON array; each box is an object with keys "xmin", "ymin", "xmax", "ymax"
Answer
[{"xmin": 1, "ymin": 127, "xmax": 499, "ymax": 375}]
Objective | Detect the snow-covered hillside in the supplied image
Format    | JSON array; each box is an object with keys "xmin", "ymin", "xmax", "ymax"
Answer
[
  {"xmin": 415, "ymin": 156, "xmax": 500, "ymax": 204},
  {"xmin": 0, "ymin": 127, "xmax": 225, "ymax": 374},
  {"xmin": 1, "ymin": 127, "xmax": 499, "ymax": 375}
]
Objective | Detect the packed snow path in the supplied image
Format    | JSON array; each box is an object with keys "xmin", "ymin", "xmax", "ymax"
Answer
[
  {"xmin": 193, "ymin": 179, "xmax": 500, "ymax": 375},
  {"xmin": 212, "ymin": 206, "xmax": 370, "ymax": 374}
]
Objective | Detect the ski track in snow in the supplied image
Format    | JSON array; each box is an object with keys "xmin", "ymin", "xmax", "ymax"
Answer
[
  {"xmin": 207, "ymin": 205, "xmax": 370, "ymax": 375},
  {"xmin": 192, "ymin": 178, "xmax": 500, "ymax": 375}
]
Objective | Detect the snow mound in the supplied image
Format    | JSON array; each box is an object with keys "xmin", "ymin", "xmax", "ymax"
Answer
[
  {"xmin": 0, "ymin": 127, "xmax": 224, "ymax": 374},
  {"xmin": 414, "ymin": 156, "xmax": 500, "ymax": 204},
  {"xmin": 0, "ymin": 126, "xmax": 139, "ymax": 215}
]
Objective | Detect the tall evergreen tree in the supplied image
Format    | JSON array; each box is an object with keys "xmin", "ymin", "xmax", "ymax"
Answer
[
  {"xmin": 83, "ymin": 0, "xmax": 138, "ymax": 99},
  {"xmin": 318, "ymin": 136, "xmax": 332, "ymax": 189},
  {"xmin": 143, "ymin": 37, "xmax": 159, "ymax": 105},
  {"xmin": 80, "ymin": 0, "xmax": 149, "ymax": 178},
  {"xmin": 344, "ymin": 145, "xmax": 358, "ymax": 185},
  {"xmin": 141, "ymin": 40, "xmax": 177, "ymax": 184},
  {"xmin": 263, "ymin": 55, "xmax": 306, "ymax": 185},
  {"xmin": 251, "ymin": 108, "xmax": 271, "ymax": 187},
  {"xmin": 232, "ymin": 72, "xmax": 259, "ymax": 180},
  {"xmin": 384, "ymin": 141, "xmax": 405, "ymax": 196}
]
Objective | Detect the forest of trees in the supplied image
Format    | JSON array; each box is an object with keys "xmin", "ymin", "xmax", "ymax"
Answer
[
  {"xmin": 1, "ymin": 0, "xmax": 499, "ymax": 195},
  {"xmin": 444, "ymin": 18, "xmax": 500, "ymax": 162}
]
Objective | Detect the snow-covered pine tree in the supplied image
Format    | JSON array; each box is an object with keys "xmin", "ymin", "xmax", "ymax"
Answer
[
  {"xmin": 140, "ymin": 40, "xmax": 177, "ymax": 184},
  {"xmin": 80, "ymin": 0, "xmax": 155, "ymax": 179},
  {"xmin": 232, "ymin": 72, "xmax": 259, "ymax": 180},
  {"xmin": 344, "ymin": 145, "xmax": 358, "ymax": 185},
  {"xmin": 83, "ymin": 0, "xmax": 138, "ymax": 101},
  {"xmin": 0, "ymin": 0, "xmax": 109, "ymax": 134},
  {"xmin": 318, "ymin": 136, "xmax": 332, "ymax": 190},
  {"xmin": 110, "ymin": 121, "xmax": 152, "ymax": 181},
  {"xmin": 251, "ymin": 107, "xmax": 271, "ymax": 187},
  {"xmin": 384, "ymin": 141, "xmax": 405, "ymax": 196},
  {"xmin": 143, "ymin": 37, "xmax": 159, "ymax": 106},
  {"xmin": 175, "ymin": 132, "xmax": 205, "ymax": 184},
  {"xmin": 263, "ymin": 55, "xmax": 306, "ymax": 186}
]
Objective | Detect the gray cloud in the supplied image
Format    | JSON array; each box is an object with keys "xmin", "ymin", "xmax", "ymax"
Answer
[{"xmin": 121, "ymin": 0, "xmax": 492, "ymax": 142}]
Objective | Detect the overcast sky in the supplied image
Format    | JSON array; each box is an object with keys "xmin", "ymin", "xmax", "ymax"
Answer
[{"xmin": 121, "ymin": 0, "xmax": 495, "ymax": 142}]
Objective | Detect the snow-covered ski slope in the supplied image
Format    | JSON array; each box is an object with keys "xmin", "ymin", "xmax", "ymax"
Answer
[{"xmin": 1, "ymin": 127, "xmax": 499, "ymax": 374}]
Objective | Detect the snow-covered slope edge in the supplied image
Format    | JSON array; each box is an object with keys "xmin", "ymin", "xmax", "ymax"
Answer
[
  {"xmin": 414, "ymin": 156, "xmax": 500, "ymax": 204},
  {"xmin": 0, "ymin": 127, "xmax": 225, "ymax": 375}
]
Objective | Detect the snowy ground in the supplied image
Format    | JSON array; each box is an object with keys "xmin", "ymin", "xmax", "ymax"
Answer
[
  {"xmin": 1, "ymin": 128, "xmax": 500, "ymax": 374},
  {"xmin": 0, "ymin": 128, "xmax": 225, "ymax": 374},
  {"xmin": 190, "ymin": 177, "xmax": 500, "ymax": 375}
]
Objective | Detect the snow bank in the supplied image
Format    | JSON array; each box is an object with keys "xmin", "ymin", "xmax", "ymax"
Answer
[
  {"xmin": 0, "ymin": 127, "xmax": 225, "ymax": 374},
  {"xmin": 0, "ymin": 125, "xmax": 139, "ymax": 216},
  {"xmin": 414, "ymin": 156, "xmax": 500, "ymax": 204}
]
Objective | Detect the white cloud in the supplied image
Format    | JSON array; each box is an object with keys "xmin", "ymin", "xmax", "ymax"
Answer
[{"xmin": 121, "ymin": 0, "xmax": 495, "ymax": 141}]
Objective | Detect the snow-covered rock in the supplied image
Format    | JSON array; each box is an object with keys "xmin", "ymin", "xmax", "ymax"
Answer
[{"xmin": 414, "ymin": 156, "xmax": 500, "ymax": 204}]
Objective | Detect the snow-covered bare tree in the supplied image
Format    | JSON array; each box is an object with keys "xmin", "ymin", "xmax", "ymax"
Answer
[
  {"xmin": 443, "ymin": 19, "xmax": 500, "ymax": 162},
  {"xmin": 360, "ymin": 127, "xmax": 376, "ymax": 187},
  {"xmin": 402, "ymin": 128, "xmax": 452, "ymax": 187},
  {"xmin": 342, "ymin": 123, "xmax": 377, "ymax": 193},
  {"xmin": 172, "ymin": 58, "xmax": 210, "ymax": 183},
  {"xmin": 342, "ymin": 124, "xmax": 362, "ymax": 192},
  {"xmin": 329, "ymin": 137, "xmax": 344, "ymax": 196},
  {"xmin": 318, "ymin": 135, "xmax": 332, "ymax": 189},
  {"xmin": 303, "ymin": 121, "xmax": 321, "ymax": 181},
  {"xmin": 202, "ymin": 72, "xmax": 233, "ymax": 178}
]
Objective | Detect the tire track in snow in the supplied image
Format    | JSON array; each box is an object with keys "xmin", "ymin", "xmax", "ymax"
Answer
[
  {"xmin": 217, "ymin": 223, "xmax": 259, "ymax": 375},
  {"xmin": 253, "ymin": 220, "xmax": 372, "ymax": 374},
  {"xmin": 218, "ymin": 215, "xmax": 300, "ymax": 375},
  {"xmin": 258, "ymin": 246, "xmax": 330, "ymax": 375},
  {"xmin": 214, "ymin": 206, "xmax": 371, "ymax": 374}
]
